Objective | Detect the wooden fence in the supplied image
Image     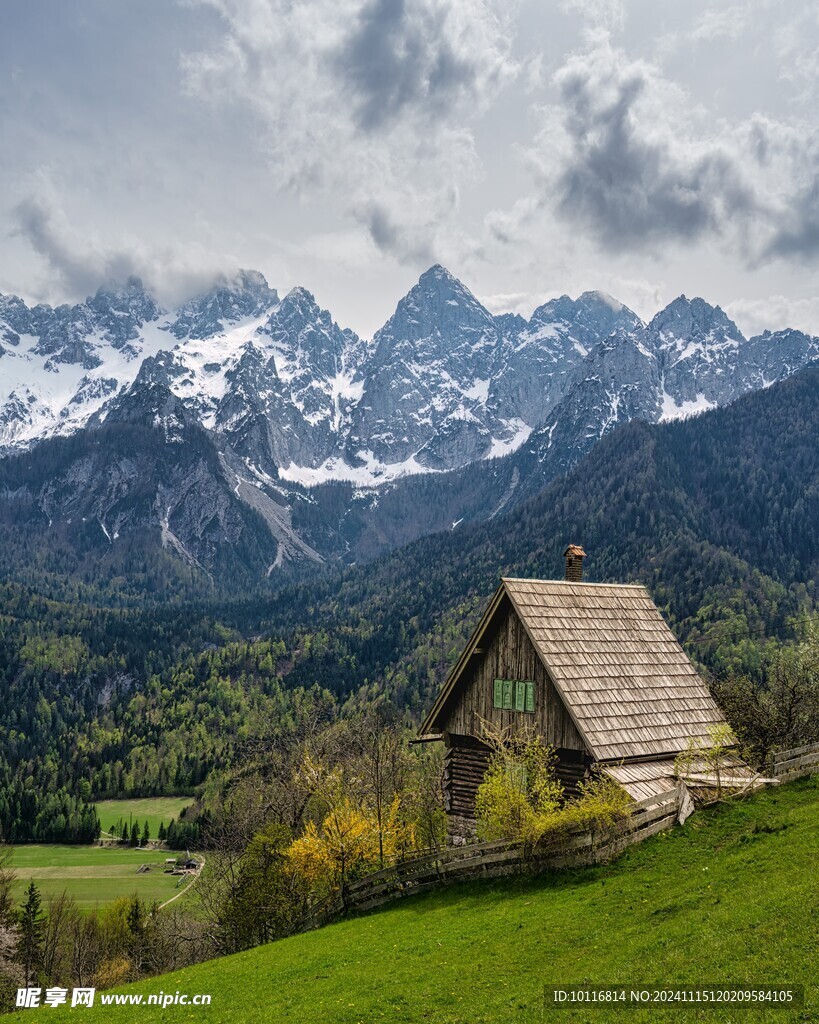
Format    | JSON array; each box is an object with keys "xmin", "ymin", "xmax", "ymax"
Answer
[
  {"xmin": 770, "ymin": 739, "xmax": 819, "ymax": 781},
  {"xmin": 288, "ymin": 745, "xmax": 819, "ymax": 935},
  {"xmin": 296, "ymin": 785, "xmax": 682, "ymax": 932}
]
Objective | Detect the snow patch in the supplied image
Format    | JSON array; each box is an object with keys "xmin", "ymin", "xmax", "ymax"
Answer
[
  {"xmin": 485, "ymin": 419, "xmax": 532, "ymax": 459},
  {"xmin": 464, "ymin": 377, "xmax": 490, "ymax": 403},
  {"xmin": 660, "ymin": 391, "xmax": 717, "ymax": 421},
  {"xmin": 279, "ymin": 449, "xmax": 434, "ymax": 487}
]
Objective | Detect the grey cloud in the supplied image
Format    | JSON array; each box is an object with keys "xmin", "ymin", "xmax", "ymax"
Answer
[
  {"xmin": 763, "ymin": 180, "xmax": 819, "ymax": 260},
  {"xmin": 11, "ymin": 196, "xmax": 137, "ymax": 297},
  {"xmin": 335, "ymin": 0, "xmax": 479, "ymax": 131},
  {"xmin": 356, "ymin": 199, "xmax": 435, "ymax": 264},
  {"xmin": 551, "ymin": 47, "xmax": 759, "ymax": 250},
  {"xmin": 11, "ymin": 192, "xmax": 238, "ymax": 306}
]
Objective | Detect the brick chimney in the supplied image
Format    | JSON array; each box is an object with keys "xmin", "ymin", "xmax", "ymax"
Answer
[{"xmin": 563, "ymin": 544, "xmax": 586, "ymax": 582}]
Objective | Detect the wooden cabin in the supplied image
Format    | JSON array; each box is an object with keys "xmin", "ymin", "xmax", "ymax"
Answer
[{"xmin": 417, "ymin": 546, "xmax": 740, "ymax": 843}]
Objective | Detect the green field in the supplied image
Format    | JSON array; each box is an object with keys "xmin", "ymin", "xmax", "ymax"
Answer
[
  {"xmin": 95, "ymin": 796, "xmax": 194, "ymax": 837},
  {"xmin": 8, "ymin": 844, "xmax": 192, "ymax": 911},
  {"xmin": 32, "ymin": 776, "xmax": 819, "ymax": 1023}
]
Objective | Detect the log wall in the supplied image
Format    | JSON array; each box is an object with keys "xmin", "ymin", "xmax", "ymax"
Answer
[{"xmin": 442, "ymin": 740, "xmax": 490, "ymax": 842}]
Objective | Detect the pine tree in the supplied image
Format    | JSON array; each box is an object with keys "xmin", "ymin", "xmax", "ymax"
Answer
[
  {"xmin": 126, "ymin": 896, "xmax": 144, "ymax": 935},
  {"xmin": 17, "ymin": 881, "xmax": 44, "ymax": 986},
  {"xmin": 130, "ymin": 822, "xmax": 139, "ymax": 846},
  {"xmin": 158, "ymin": 822, "xmax": 167, "ymax": 842},
  {"xmin": 141, "ymin": 821, "xmax": 150, "ymax": 846}
]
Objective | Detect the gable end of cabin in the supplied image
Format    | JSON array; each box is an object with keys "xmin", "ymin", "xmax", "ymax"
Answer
[{"xmin": 434, "ymin": 592, "xmax": 590, "ymax": 843}]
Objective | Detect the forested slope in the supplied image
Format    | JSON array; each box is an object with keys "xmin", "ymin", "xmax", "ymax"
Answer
[
  {"xmin": 1, "ymin": 366, "xmax": 818, "ymax": 838},
  {"xmin": 249, "ymin": 362, "xmax": 819, "ymax": 701}
]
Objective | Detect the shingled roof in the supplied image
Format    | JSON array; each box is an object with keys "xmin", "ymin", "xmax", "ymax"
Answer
[{"xmin": 421, "ymin": 577, "xmax": 728, "ymax": 762}]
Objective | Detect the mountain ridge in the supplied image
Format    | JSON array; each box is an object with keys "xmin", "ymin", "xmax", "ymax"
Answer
[
  {"xmin": 2, "ymin": 267, "xmax": 818, "ymax": 584},
  {"xmin": 3, "ymin": 268, "xmax": 816, "ymax": 481}
]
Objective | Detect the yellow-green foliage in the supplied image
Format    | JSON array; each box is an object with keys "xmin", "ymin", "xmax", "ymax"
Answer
[
  {"xmin": 288, "ymin": 799, "xmax": 375, "ymax": 894},
  {"xmin": 554, "ymin": 772, "xmax": 632, "ymax": 835},
  {"xmin": 675, "ymin": 722, "xmax": 736, "ymax": 794},
  {"xmin": 287, "ymin": 756, "xmax": 417, "ymax": 898},
  {"xmin": 288, "ymin": 797, "xmax": 417, "ymax": 897},
  {"xmin": 474, "ymin": 737, "xmax": 563, "ymax": 843},
  {"xmin": 475, "ymin": 737, "xmax": 631, "ymax": 845}
]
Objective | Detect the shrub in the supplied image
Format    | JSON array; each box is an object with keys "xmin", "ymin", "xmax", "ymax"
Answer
[
  {"xmin": 475, "ymin": 737, "xmax": 563, "ymax": 844},
  {"xmin": 475, "ymin": 735, "xmax": 631, "ymax": 847}
]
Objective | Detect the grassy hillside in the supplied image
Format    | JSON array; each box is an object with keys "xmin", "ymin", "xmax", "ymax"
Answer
[
  {"xmin": 34, "ymin": 777, "xmax": 819, "ymax": 1022},
  {"xmin": 8, "ymin": 845, "xmax": 189, "ymax": 911}
]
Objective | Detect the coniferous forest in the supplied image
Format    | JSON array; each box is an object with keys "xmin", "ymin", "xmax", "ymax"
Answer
[{"xmin": 0, "ymin": 366, "xmax": 817, "ymax": 842}]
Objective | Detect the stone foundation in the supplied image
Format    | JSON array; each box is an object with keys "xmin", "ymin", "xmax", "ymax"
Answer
[{"xmin": 446, "ymin": 813, "xmax": 479, "ymax": 846}]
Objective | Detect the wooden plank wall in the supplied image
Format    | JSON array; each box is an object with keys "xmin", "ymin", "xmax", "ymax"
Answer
[{"xmin": 442, "ymin": 597, "xmax": 586, "ymax": 752}]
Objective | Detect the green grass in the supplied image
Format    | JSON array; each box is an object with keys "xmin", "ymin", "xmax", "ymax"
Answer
[
  {"xmin": 8, "ymin": 844, "xmax": 190, "ymax": 911},
  {"xmin": 35, "ymin": 778, "xmax": 819, "ymax": 1022},
  {"xmin": 94, "ymin": 796, "xmax": 194, "ymax": 837}
]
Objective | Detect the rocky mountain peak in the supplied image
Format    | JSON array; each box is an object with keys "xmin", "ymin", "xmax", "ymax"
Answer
[
  {"xmin": 168, "ymin": 269, "xmax": 280, "ymax": 340},
  {"xmin": 528, "ymin": 291, "xmax": 643, "ymax": 355},
  {"xmin": 381, "ymin": 265, "xmax": 494, "ymax": 348},
  {"xmin": 88, "ymin": 277, "xmax": 164, "ymax": 349},
  {"xmin": 651, "ymin": 295, "xmax": 744, "ymax": 345}
]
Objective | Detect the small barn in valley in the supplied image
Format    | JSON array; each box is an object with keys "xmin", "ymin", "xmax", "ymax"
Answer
[{"xmin": 418, "ymin": 547, "xmax": 749, "ymax": 842}]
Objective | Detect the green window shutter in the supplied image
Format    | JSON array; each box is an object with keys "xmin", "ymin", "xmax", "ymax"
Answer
[
  {"xmin": 493, "ymin": 678, "xmax": 503, "ymax": 709},
  {"xmin": 502, "ymin": 679, "xmax": 513, "ymax": 710},
  {"xmin": 525, "ymin": 681, "xmax": 535, "ymax": 713},
  {"xmin": 514, "ymin": 680, "xmax": 525, "ymax": 711}
]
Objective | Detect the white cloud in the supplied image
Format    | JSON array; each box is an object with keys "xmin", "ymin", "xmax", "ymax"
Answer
[
  {"xmin": 479, "ymin": 289, "xmax": 540, "ymax": 316},
  {"xmin": 725, "ymin": 295, "xmax": 819, "ymax": 338},
  {"xmin": 560, "ymin": 0, "xmax": 625, "ymax": 34},
  {"xmin": 180, "ymin": 0, "xmax": 518, "ymax": 262},
  {"xmin": 775, "ymin": 10, "xmax": 819, "ymax": 101},
  {"xmin": 689, "ymin": 5, "xmax": 751, "ymax": 41}
]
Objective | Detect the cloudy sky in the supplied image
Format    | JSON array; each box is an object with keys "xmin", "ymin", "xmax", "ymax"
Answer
[{"xmin": 2, "ymin": 0, "xmax": 819, "ymax": 337}]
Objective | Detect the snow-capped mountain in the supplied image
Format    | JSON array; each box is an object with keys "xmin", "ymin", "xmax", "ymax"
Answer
[
  {"xmin": 4, "ymin": 267, "xmax": 816, "ymax": 484},
  {"xmin": 0, "ymin": 266, "xmax": 653, "ymax": 483},
  {"xmin": 1, "ymin": 265, "xmax": 818, "ymax": 579},
  {"xmin": 131, "ymin": 284, "xmax": 367, "ymax": 480}
]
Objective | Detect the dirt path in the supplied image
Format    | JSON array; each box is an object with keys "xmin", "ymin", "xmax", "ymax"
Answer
[{"xmin": 158, "ymin": 858, "xmax": 205, "ymax": 910}]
